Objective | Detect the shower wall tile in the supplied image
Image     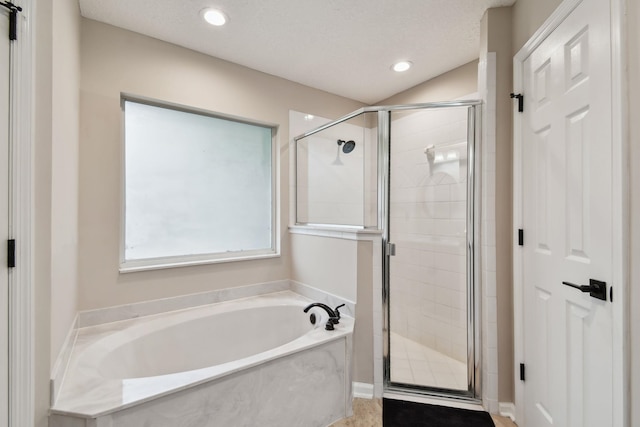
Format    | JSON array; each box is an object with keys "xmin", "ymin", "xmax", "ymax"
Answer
[
  {"xmin": 389, "ymin": 103, "xmax": 475, "ymax": 363},
  {"xmin": 450, "ymin": 201, "xmax": 466, "ymax": 219},
  {"xmin": 482, "ymin": 195, "xmax": 496, "ymax": 221},
  {"xmin": 484, "ymin": 170, "xmax": 496, "ymax": 198},
  {"xmin": 484, "ymin": 220, "xmax": 497, "ymax": 247},
  {"xmin": 483, "ymin": 270, "xmax": 497, "ymax": 298}
]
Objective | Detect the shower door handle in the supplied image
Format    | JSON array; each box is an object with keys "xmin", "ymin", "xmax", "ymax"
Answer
[{"xmin": 386, "ymin": 242, "xmax": 396, "ymax": 256}]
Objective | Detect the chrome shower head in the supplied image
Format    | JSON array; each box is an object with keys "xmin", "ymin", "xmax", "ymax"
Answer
[{"xmin": 337, "ymin": 139, "xmax": 356, "ymax": 154}]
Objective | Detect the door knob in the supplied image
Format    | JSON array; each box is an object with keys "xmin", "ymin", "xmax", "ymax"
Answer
[{"xmin": 562, "ymin": 279, "xmax": 607, "ymax": 301}]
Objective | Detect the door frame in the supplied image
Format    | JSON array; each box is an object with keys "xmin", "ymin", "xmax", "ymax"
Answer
[
  {"xmin": 512, "ymin": 0, "xmax": 629, "ymax": 425},
  {"xmin": 6, "ymin": 0, "xmax": 34, "ymax": 425}
]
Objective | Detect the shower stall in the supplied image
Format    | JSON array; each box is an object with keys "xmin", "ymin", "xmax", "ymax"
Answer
[{"xmin": 294, "ymin": 100, "xmax": 482, "ymax": 401}]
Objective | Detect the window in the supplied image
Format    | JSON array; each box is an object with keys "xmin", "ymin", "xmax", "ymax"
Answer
[{"xmin": 121, "ymin": 97, "xmax": 278, "ymax": 272}]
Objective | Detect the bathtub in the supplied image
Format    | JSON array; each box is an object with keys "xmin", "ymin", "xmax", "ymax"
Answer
[{"xmin": 50, "ymin": 291, "xmax": 354, "ymax": 427}]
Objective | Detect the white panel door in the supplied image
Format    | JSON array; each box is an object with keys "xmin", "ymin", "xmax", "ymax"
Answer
[
  {"xmin": 522, "ymin": 0, "xmax": 614, "ymax": 426},
  {"xmin": 0, "ymin": 7, "xmax": 10, "ymax": 427}
]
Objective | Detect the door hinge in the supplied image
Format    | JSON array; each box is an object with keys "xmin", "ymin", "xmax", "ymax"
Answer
[
  {"xmin": 0, "ymin": 1, "xmax": 22, "ymax": 41},
  {"xmin": 518, "ymin": 229, "xmax": 524, "ymax": 246},
  {"xmin": 510, "ymin": 93, "xmax": 524, "ymax": 112},
  {"xmin": 520, "ymin": 363, "xmax": 525, "ymax": 381},
  {"xmin": 7, "ymin": 239, "xmax": 15, "ymax": 268},
  {"xmin": 386, "ymin": 242, "xmax": 396, "ymax": 257}
]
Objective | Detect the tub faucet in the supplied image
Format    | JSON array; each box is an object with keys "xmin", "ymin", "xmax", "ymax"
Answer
[
  {"xmin": 303, "ymin": 303, "xmax": 339, "ymax": 330},
  {"xmin": 333, "ymin": 304, "xmax": 345, "ymax": 323}
]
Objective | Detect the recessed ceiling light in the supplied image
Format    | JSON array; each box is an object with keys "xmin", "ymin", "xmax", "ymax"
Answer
[
  {"xmin": 202, "ymin": 8, "xmax": 228, "ymax": 26},
  {"xmin": 392, "ymin": 61, "xmax": 412, "ymax": 72},
  {"xmin": 304, "ymin": 114, "xmax": 315, "ymax": 121}
]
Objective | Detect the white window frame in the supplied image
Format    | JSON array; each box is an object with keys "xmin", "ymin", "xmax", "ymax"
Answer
[{"xmin": 119, "ymin": 94, "xmax": 280, "ymax": 273}]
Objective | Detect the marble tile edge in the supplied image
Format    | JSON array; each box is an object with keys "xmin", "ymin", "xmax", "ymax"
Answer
[
  {"xmin": 289, "ymin": 280, "xmax": 356, "ymax": 317},
  {"xmin": 50, "ymin": 314, "xmax": 79, "ymax": 406},
  {"xmin": 77, "ymin": 279, "xmax": 291, "ymax": 329}
]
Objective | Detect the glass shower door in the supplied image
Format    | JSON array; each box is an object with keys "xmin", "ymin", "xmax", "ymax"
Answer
[{"xmin": 385, "ymin": 105, "xmax": 478, "ymax": 397}]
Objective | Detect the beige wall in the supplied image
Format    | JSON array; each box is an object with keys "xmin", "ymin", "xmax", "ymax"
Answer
[
  {"xmin": 34, "ymin": 0, "xmax": 53, "ymax": 423},
  {"xmin": 78, "ymin": 19, "xmax": 364, "ymax": 311},
  {"xmin": 377, "ymin": 60, "xmax": 478, "ymax": 105},
  {"xmin": 354, "ymin": 240, "xmax": 374, "ymax": 384},
  {"xmin": 34, "ymin": 1, "xmax": 82, "ymax": 425},
  {"xmin": 50, "ymin": 0, "xmax": 81, "ymax": 368},
  {"xmin": 512, "ymin": 0, "xmax": 564, "ymax": 54},
  {"xmin": 484, "ymin": 6, "xmax": 514, "ymax": 404},
  {"xmin": 290, "ymin": 234, "xmax": 358, "ymax": 302}
]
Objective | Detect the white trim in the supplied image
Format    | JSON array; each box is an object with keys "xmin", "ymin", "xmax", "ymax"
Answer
[
  {"xmin": 514, "ymin": 0, "xmax": 583, "ymax": 62},
  {"xmin": 288, "ymin": 225, "xmax": 382, "ymax": 241},
  {"xmin": 478, "ymin": 51, "xmax": 498, "ymax": 413},
  {"xmin": 8, "ymin": 0, "xmax": 34, "ymax": 425},
  {"xmin": 512, "ymin": 0, "xmax": 628, "ymax": 425},
  {"xmin": 352, "ymin": 382, "xmax": 374, "ymax": 399},
  {"xmin": 119, "ymin": 250, "xmax": 281, "ymax": 274},
  {"xmin": 511, "ymin": 52, "xmax": 525, "ymax": 427},
  {"xmin": 498, "ymin": 402, "xmax": 516, "ymax": 421},
  {"xmin": 609, "ymin": 0, "xmax": 629, "ymax": 425}
]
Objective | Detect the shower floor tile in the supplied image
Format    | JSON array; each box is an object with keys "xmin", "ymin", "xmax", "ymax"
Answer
[{"xmin": 390, "ymin": 332, "xmax": 467, "ymax": 390}]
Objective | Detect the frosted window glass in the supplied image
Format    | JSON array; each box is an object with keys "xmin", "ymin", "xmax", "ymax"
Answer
[{"xmin": 124, "ymin": 100, "xmax": 273, "ymax": 263}]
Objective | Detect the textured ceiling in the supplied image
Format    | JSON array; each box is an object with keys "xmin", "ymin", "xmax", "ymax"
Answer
[{"xmin": 79, "ymin": 0, "xmax": 516, "ymax": 104}]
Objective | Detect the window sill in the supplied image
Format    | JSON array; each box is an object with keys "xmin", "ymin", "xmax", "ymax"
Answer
[{"xmin": 120, "ymin": 250, "xmax": 280, "ymax": 273}]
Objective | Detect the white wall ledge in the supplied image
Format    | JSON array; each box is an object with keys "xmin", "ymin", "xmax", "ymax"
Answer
[{"xmin": 288, "ymin": 225, "xmax": 382, "ymax": 241}]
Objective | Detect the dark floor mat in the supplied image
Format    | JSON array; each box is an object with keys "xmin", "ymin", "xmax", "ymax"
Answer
[{"xmin": 383, "ymin": 398, "xmax": 495, "ymax": 427}]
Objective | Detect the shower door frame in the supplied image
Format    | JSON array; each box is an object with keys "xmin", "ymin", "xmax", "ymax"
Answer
[
  {"xmin": 381, "ymin": 102, "xmax": 482, "ymax": 402},
  {"xmin": 293, "ymin": 100, "xmax": 482, "ymax": 401}
]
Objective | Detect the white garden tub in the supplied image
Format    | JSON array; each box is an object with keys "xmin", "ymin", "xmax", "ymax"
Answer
[{"xmin": 50, "ymin": 291, "xmax": 354, "ymax": 427}]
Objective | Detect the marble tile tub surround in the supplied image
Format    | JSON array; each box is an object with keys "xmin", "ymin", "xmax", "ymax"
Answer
[
  {"xmin": 51, "ymin": 338, "xmax": 351, "ymax": 427},
  {"xmin": 76, "ymin": 279, "xmax": 292, "ymax": 328},
  {"xmin": 51, "ymin": 280, "xmax": 355, "ymax": 406},
  {"xmin": 75, "ymin": 279, "xmax": 354, "ymax": 329},
  {"xmin": 51, "ymin": 290, "xmax": 354, "ymax": 419}
]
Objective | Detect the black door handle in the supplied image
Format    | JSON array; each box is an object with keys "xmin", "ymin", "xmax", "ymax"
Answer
[{"xmin": 562, "ymin": 279, "xmax": 607, "ymax": 301}]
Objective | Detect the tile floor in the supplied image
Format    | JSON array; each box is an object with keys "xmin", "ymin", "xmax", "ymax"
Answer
[
  {"xmin": 330, "ymin": 333, "xmax": 518, "ymax": 426},
  {"xmin": 390, "ymin": 332, "xmax": 467, "ymax": 390},
  {"xmin": 329, "ymin": 398, "xmax": 518, "ymax": 427}
]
